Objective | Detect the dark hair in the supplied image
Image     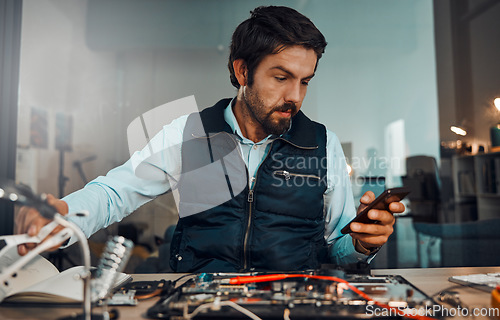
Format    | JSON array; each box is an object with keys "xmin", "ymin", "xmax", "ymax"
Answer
[{"xmin": 228, "ymin": 6, "xmax": 327, "ymax": 89}]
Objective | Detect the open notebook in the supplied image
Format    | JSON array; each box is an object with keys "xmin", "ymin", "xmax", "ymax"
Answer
[{"xmin": 0, "ymin": 245, "xmax": 131, "ymax": 304}]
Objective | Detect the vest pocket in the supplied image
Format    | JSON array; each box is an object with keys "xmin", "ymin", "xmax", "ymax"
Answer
[
  {"xmin": 174, "ymin": 243, "xmax": 194, "ymax": 272},
  {"xmin": 273, "ymin": 170, "xmax": 321, "ymax": 181},
  {"xmin": 263, "ymin": 169, "xmax": 325, "ymax": 219},
  {"xmin": 170, "ymin": 227, "xmax": 194, "ymax": 272}
]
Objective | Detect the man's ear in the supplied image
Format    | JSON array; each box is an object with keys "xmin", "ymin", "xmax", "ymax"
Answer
[{"xmin": 233, "ymin": 59, "xmax": 248, "ymax": 87}]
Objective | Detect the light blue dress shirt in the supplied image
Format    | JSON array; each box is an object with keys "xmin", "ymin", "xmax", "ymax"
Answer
[{"xmin": 64, "ymin": 100, "xmax": 372, "ymax": 265}]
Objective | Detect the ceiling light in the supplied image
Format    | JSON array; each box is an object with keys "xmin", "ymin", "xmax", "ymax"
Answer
[
  {"xmin": 450, "ymin": 125, "xmax": 467, "ymax": 136},
  {"xmin": 494, "ymin": 97, "xmax": 500, "ymax": 112}
]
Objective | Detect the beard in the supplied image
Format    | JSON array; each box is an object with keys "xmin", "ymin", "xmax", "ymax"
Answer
[{"xmin": 242, "ymin": 86, "xmax": 298, "ymax": 136}]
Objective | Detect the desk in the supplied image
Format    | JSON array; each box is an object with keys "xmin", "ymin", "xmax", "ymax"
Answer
[
  {"xmin": 373, "ymin": 266, "xmax": 499, "ymax": 319},
  {"xmin": 1, "ymin": 267, "xmax": 498, "ymax": 319}
]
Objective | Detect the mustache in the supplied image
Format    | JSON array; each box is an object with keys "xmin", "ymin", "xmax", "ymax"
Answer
[{"xmin": 271, "ymin": 103, "xmax": 298, "ymax": 114}]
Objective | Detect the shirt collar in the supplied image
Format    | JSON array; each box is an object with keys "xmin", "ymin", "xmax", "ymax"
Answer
[{"xmin": 223, "ymin": 98, "xmax": 291, "ymax": 144}]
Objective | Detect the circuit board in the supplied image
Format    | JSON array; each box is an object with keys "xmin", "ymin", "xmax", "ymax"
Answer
[{"xmin": 146, "ymin": 270, "xmax": 436, "ymax": 319}]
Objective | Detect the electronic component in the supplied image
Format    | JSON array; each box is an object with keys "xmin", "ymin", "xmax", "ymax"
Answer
[
  {"xmin": 119, "ymin": 280, "xmax": 169, "ymax": 300},
  {"xmin": 147, "ymin": 270, "xmax": 436, "ymax": 319},
  {"xmin": 102, "ymin": 290, "xmax": 138, "ymax": 306}
]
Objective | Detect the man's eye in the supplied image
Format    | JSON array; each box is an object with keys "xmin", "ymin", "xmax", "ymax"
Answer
[
  {"xmin": 275, "ymin": 77, "xmax": 286, "ymax": 82},
  {"xmin": 302, "ymin": 81, "xmax": 310, "ymax": 86}
]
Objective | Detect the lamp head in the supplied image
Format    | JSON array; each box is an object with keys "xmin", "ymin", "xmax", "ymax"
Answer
[{"xmin": 0, "ymin": 180, "xmax": 57, "ymax": 219}]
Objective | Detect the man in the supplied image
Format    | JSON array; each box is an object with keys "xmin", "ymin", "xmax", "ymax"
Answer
[{"xmin": 17, "ymin": 6, "xmax": 403, "ymax": 272}]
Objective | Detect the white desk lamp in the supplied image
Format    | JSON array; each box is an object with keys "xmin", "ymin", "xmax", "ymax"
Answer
[{"xmin": 0, "ymin": 182, "xmax": 92, "ymax": 320}]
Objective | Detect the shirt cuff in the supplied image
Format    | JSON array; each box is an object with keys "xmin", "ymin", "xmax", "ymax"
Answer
[{"xmin": 352, "ymin": 238, "xmax": 381, "ymax": 255}]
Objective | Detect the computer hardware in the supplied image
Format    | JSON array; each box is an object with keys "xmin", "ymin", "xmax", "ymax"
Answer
[{"xmin": 147, "ymin": 269, "xmax": 436, "ymax": 319}]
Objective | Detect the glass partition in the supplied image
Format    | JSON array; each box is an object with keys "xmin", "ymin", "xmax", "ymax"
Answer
[{"xmin": 14, "ymin": 0, "xmax": 500, "ymax": 270}]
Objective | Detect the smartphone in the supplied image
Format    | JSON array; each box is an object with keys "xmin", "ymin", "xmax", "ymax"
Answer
[{"xmin": 341, "ymin": 187, "xmax": 410, "ymax": 234}]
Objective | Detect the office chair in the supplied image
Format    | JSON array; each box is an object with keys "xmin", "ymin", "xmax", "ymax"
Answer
[
  {"xmin": 401, "ymin": 155, "xmax": 442, "ymax": 267},
  {"xmin": 402, "ymin": 155, "xmax": 441, "ymax": 223}
]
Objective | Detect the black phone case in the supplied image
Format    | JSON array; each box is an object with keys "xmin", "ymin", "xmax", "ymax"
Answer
[{"xmin": 340, "ymin": 187, "xmax": 410, "ymax": 234}]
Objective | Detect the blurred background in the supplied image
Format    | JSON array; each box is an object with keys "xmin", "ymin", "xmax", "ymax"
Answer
[{"xmin": 1, "ymin": 0, "xmax": 500, "ymax": 271}]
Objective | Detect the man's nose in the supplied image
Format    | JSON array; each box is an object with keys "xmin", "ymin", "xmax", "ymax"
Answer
[{"xmin": 284, "ymin": 81, "xmax": 302, "ymax": 104}]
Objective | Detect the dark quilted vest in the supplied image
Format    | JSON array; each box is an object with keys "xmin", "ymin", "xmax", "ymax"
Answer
[{"xmin": 170, "ymin": 98, "xmax": 328, "ymax": 272}]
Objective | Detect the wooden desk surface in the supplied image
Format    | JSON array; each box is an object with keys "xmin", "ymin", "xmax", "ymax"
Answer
[
  {"xmin": 1, "ymin": 268, "xmax": 499, "ymax": 319},
  {"xmin": 372, "ymin": 266, "xmax": 500, "ymax": 317}
]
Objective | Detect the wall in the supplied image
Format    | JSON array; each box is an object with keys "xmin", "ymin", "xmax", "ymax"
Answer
[
  {"xmin": 470, "ymin": 2, "xmax": 500, "ymax": 147},
  {"xmin": 305, "ymin": 0, "xmax": 440, "ymax": 183},
  {"xmin": 17, "ymin": 0, "xmax": 120, "ymax": 195},
  {"xmin": 435, "ymin": 0, "xmax": 500, "ymax": 151}
]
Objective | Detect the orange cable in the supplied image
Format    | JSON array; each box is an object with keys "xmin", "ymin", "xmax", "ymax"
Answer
[{"xmin": 229, "ymin": 274, "xmax": 438, "ymax": 320}]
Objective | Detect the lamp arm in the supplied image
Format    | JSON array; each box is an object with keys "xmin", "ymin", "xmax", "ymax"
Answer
[
  {"xmin": 53, "ymin": 214, "xmax": 92, "ymax": 320},
  {"xmin": 0, "ymin": 213, "xmax": 93, "ymax": 320}
]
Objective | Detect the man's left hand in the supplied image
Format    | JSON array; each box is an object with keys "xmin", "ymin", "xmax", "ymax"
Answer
[{"xmin": 349, "ymin": 191, "xmax": 405, "ymax": 250}]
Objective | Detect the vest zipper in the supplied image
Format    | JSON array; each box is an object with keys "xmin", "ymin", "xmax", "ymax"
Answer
[
  {"xmin": 243, "ymin": 141, "xmax": 274, "ymax": 271},
  {"xmin": 243, "ymin": 189, "xmax": 254, "ymax": 271},
  {"xmin": 274, "ymin": 170, "xmax": 321, "ymax": 181},
  {"xmin": 218, "ymin": 132, "xmax": 254, "ymax": 271}
]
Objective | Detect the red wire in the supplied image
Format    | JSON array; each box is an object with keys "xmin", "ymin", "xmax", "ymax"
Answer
[{"xmin": 229, "ymin": 274, "xmax": 438, "ymax": 320}]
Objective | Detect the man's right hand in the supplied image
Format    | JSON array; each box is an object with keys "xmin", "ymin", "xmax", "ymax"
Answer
[{"xmin": 15, "ymin": 194, "xmax": 69, "ymax": 256}]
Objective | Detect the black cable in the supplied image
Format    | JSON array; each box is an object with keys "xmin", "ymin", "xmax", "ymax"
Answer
[{"xmin": 172, "ymin": 273, "xmax": 197, "ymax": 286}]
